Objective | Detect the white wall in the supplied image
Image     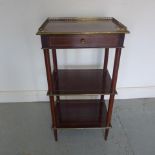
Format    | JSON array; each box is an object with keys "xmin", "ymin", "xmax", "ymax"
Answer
[{"xmin": 0, "ymin": 0, "xmax": 155, "ymax": 102}]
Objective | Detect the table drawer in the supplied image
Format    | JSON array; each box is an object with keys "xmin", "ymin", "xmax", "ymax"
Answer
[{"xmin": 41, "ymin": 34, "xmax": 125, "ymax": 49}]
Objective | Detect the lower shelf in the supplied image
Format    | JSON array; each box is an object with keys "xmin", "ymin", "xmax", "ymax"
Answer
[{"xmin": 55, "ymin": 99, "xmax": 108, "ymax": 128}]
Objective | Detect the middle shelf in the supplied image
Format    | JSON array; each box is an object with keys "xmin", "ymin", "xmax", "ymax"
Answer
[{"xmin": 48, "ymin": 69, "xmax": 115, "ymax": 96}]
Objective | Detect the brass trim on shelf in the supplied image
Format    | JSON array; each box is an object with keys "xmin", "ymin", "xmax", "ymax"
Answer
[
  {"xmin": 36, "ymin": 17, "xmax": 130, "ymax": 35},
  {"xmin": 56, "ymin": 126, "xmax": 112, "ymax": 130},
  {"xmin": 41, "ymin": 46, "xmax": 125, "ymax": 49},
  {"xmin": 47, "ymin": 92, "xmax": 117, "ymax": 96}
]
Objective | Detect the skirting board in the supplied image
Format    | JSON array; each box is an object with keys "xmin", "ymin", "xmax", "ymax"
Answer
[{"xmin": 0, "ymin": 86, "xmax": 155, "ymax": 103}]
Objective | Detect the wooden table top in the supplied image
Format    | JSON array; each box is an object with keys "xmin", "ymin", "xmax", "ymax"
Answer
[{"xmin": 37, "ymin": 17, "xmax": 129, "ymax": 35}]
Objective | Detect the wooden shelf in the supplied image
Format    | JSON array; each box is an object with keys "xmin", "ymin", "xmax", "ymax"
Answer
[
  {"xmin": 48, "ymin": 69, "xmax": 115, "ymax": 96},
  {"xmin": 56, "ymin": 99, "xmax": 108, "ymax": 128}
]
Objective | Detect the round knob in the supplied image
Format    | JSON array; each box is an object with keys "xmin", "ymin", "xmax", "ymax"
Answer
[{"xmin": 80, "ymin": 38, "xmax": 86, "ymax": 44}]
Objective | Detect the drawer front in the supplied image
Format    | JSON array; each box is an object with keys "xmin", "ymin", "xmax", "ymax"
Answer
[{"xmin": 41, "ymin": 34, "xmax": 125, "ymax": 48}]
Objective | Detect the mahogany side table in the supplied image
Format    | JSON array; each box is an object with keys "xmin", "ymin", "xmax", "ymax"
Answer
[{"xmin": 36, "ymin": 17, "xmax": 129, "ymax": 141}]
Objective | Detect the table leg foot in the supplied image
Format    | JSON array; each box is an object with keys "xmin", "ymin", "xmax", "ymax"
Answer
[
  {"xmin": 53, "ymin": 128, "xmax": 58, "ymax": 141},
  {"xmin": 104, "ymin": 128, "xmax": 109, "ymax": 141}
]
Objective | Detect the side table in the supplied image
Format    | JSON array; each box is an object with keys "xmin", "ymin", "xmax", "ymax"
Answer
[{"xmin": 36, "ymin": 17, "xmax": 129, "ymax": 141}]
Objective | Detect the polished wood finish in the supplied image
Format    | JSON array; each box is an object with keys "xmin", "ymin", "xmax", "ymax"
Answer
[
  {"xmin": 99, "ymin": 48, "xmax": 109, "ymax": 125},
  {"xmin": 52, "ymin": 49, "xmax": 60, "ymax": 103},
  {"xmin": 52, "ymin": 48, "xmax": 58, "ymax": 72},
  {"xmin": 41, "ymin": 34, "xmax": 125, "ymax": 48},
  {"xmin": 43, "ymin": 49, "xmax": 57, "ymax": 141},
  {"xmin": 43, "ymin": 49, "xmax": 53, "ymax": 91},
  {"xmin": 49, "ymin": 69, "xmax": 114, "ymax": 95},
  {"xmin": 103, "ymin": 48, "xmax": 109, "ymax": 70},
  {"xmin": 56, "ymin": 100, "xmax": 107, "ymax": 128},
  {"xmin": 105, "ymin": 48, "xmax": 122, "ymax": 140},
  {"xmin": 37, "ymin": 17, "xmax": 129, "ymax": 141}
]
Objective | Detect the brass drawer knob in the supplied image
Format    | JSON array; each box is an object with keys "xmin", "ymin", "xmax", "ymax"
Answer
[{"xmin": 80, "ymin": 38, "xmax": 86, "ymax": 44}]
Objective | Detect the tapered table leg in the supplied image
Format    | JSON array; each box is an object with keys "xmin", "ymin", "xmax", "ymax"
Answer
[
  {"xmin": 105, "ymin": 48, "xmax": 121, "ymax": 140},
  {"xmin": 105, "ymin": 94, "xmax": 115, "ymax": 140},
  {"xmin": 99, "ymin": 48, "xmax": 109, "ymax": 126},
  {"xmin": 52, "ymin": 48, "xmax": 62, "ymax": 123},
  {"xmin": 44, "ymin": 49, "xmax": 58, "ymax": 141},
  {"xmin": 52, "ymin": 48, "xmax": 60, "ymax": 103},
  {"xmin": 50, "ymin": 95, "xmax": 58, "ymax": 141}
]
